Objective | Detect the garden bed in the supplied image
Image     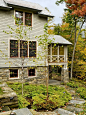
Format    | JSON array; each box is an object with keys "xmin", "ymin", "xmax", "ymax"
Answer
[{"xmin": 7, "ymin": 82, "xmax": 72, "ymax": 111}]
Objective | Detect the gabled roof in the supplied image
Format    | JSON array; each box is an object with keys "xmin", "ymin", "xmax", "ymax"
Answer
[
  {"xmin": 48, "ymin": 35, "xmax": 72, "ymax": 45},
  {"xmin": 1, "ymin": 0, "xmax": 54, "ymax": 17},
  {"xmin": 0, "ymin": 0, "xmax": 11, "ymax": 9}
]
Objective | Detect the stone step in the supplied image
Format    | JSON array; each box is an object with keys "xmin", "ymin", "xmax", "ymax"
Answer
[
  {"xmin": 69, "ymin": 99, "xmax": 85, "ymax": 105},
  {"xmin": 54, "ymin": 108, "xmax": 76, "ymax": 115},
  {"xmin": 66, "ymin": 105, "xmax": 83, "ymax": 113}
]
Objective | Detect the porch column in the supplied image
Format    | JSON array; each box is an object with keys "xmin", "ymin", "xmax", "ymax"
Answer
[{"xmin": 61, "ymin": 64, "xmax": 69, "ymax": 83}]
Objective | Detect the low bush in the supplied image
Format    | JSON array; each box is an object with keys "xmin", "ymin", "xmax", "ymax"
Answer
[
  {"xmin": 7, "ymin": 82, "xmax": 72, "ymax": 111},
  {"xmin": 76, "ymin": 87, "xmax": 86, "ymax": 99},
  {"xmin": 18, "ymin": 95, "xmax": 30, "ymax": 108},
  {"xmin": 67, "ymin": 81, "xmax": 82, "ymax": 88}
]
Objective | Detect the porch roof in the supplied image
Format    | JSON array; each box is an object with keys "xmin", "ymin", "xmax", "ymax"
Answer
[{"xmin": 48, "ymin": 35, "xmax": 72, "ymax": 45}]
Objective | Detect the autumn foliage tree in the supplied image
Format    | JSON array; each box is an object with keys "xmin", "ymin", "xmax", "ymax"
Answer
[{"xmin": 56, "ymin": 0, "xmax": 86, "ymax": 79}]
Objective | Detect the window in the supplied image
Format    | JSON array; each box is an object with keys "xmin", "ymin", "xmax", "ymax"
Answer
[
  {"xmin": 28, "ymin": 69, "xmax": 35, "ymax": 76},
  {"xmin": 15, "ymin": 11, "xmax": 23, "ymax": 25},
  {"xmin": 25, "ymin": 13, "xmax": 32, "ymax": 26},
  {"xmin": 20, "ymin": 40, "xmax": 28, "ymax": 57},
  {"xmin": 10, "ymin": 40, "xmax": 37, "ymax": 58},
  {"xmin": 29, "ymin": 41, "xmax": 36, "ymax": 57},
  {"xmin": 10, "ymin": 40, "xmax": 18, "ymax": 57},
  {"xmin": 59, "ymin": 45, "xmax": 64, "ymax": 55},
  {"xmin": 15, "ymin": 11, "xmax": 32, "ymax": 26},
  {"xmin": 52, "ymin": 44, "xmax": 58, "ymax": 55},
  {"xmin": 10, "ymin": 69, "xmax": 18, "ymax": 78}
]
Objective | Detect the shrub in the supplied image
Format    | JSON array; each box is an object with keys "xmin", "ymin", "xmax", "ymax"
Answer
[
  {"xmin": 76, "ymin": 87, "xmax": 86, "ymax": 99},
  {"xmin": 7, "ymin": 83, "xmax": 72, "ymax": 111},
  {"xmin": 18, "ymin": 95, "xmax": 30, "ymax": 108},
  {"xmin": 67, "ymin": 81, "xmax": 82, "ymax": 88}
]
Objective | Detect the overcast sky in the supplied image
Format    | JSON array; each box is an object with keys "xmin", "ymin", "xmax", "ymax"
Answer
[{"xmin": 26, "ymin": 0, "xmax": 66, "ymax": 25}]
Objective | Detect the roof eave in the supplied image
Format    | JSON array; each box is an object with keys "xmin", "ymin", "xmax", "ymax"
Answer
[
  {"xmin": 51, "ymin": 42, "xmax": 72, "ymax": 45},
  {"xmin": 0, "ymin": 6, "xmax": 12, "ymax": 10},
  {"xmin": 7, "ymin": 3, "xmax": 42, "ymax": 13},
  {"xmin": 38, "ymin": 14, "xmax": 54, "ymax": 18}
]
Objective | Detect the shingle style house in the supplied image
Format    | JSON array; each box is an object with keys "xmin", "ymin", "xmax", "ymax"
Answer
[{"xmin": 0, "ymin": 0, "xmax": 71, "ymax": 83}]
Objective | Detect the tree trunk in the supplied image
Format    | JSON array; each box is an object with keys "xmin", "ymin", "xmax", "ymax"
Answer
[
  {"xmin": 70, "ymin": 19, "xmax": 85, "ymax": 79},
  {"xmin": 22, "ymin": 58, "xmax": 24, "ymax": 96}
]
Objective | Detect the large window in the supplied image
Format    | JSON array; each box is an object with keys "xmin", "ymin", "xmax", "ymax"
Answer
[
  {"xmin": 29, "ymin": 41, "xmax": 36, "ymax": 57},
  {"xmin": 10, "ymin": 40, "xmax": 18, "ymax": 57},
  {"xmin": 28, "ymin": 69, "xmax": 35, "ymax": 76},
  {"xmin": 10, "ymin": 69, "xmax": 18, "ymax": 78},
  {"xmin": 10, "ymin": 40, "xmax": 36, "ymax": 58},
  {"xmin": 15, "ymin": 11, "xmax": 32, "ymax": 26}
]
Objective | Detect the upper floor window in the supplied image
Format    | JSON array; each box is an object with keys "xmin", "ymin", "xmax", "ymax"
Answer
[{"xmin": 15, "ymin": 10, "xmax": 32, "ymax": 26}]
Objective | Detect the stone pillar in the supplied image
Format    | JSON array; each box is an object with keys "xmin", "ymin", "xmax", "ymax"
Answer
[{"xmin": 61, "ymin": 65, "xmax": 69, "ymax": 83}]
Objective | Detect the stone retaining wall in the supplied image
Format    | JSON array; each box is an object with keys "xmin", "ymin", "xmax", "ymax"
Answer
[{"xmin": 0, "ymin": 83, "xmax": 18, "ymax": 110}]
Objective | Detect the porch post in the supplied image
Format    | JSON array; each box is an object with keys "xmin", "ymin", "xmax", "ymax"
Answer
[{"xmin": 61, "ymin": 64, "xmax": 69, "ymax": 83}]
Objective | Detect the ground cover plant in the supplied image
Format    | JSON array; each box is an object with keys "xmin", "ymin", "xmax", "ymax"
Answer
[{"xmin": 7, "ymin": 82, "xmax": 71, "ymax": 111}]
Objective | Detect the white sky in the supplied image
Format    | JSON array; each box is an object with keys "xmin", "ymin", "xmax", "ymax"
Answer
[{"xmin": 25, "ymin": 0, "xmax": 66, "ymax": 25}]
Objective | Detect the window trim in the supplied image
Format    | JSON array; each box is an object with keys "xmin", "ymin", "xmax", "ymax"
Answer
[
  {"xmin": 9, "ymin": 69, "xmax": 19, "ymax": 79},
  {"xmin": 15, "ymin": 10, "xmax": 32, "ymax": 26}
]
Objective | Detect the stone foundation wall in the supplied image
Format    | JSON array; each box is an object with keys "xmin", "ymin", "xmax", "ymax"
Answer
[{"xmin": 0, "ymin": 67, "xmax": 48, "ymax": 84}]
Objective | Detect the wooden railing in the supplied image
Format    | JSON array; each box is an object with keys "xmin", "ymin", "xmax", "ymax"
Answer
[{"xmin": 48, "ymin": 55, "xmax": 65, "ymax": 63}]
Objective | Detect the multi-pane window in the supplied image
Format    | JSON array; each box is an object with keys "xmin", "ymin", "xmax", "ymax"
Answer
[
  {"xmin": 20, "ymin": 40, "xmax": 28, "ymax": 57},
  {"xmin": 15, "ymin": 11, "xmax": 23, "ymax": 25},
  {"xmin": 10, "ymin": 40, "xmax": 18, "ymax": 57},
  {"xmin": 10, "ymin": 69, "xmax": 18, "ymax": 78},
  {"xmin": 10, "ymin": 40, "xmax": 36, "ymax": 58},
  {"xmin": 25, "ymin": 13, "xmax": 32, "ymax": 26},
  {"xmin": 48, "ymin": 44, "xmax": 64, "ymax": 55},
  {"xmin": 28, "ymin": 69, "xmax": 35, "ymax": 76},
  {"xmin": 29, "ymin": 41, "xmax": 36, "ymax": 57},
  {"xmin": 15, "ymin": 11, "xmax": 32, "ymax": 26}
]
